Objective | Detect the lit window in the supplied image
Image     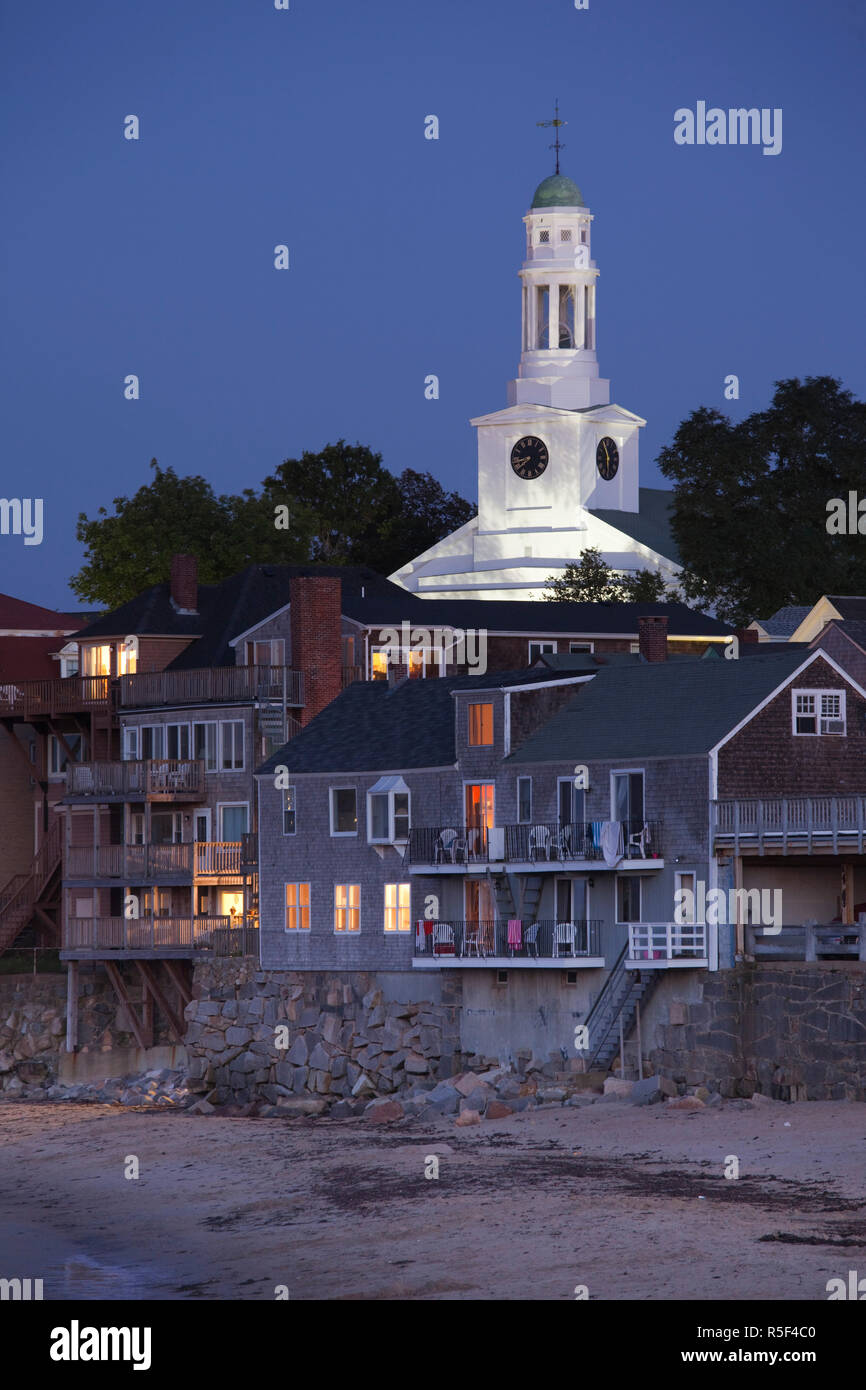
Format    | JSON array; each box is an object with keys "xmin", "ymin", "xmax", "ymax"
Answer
[
  {"xmin": 371, "ymin": 649, "xmax": 388, "ymax": 680},
  {"xmin": 384, "ymin": 883, "xmax": 411, "ymax": 933},
  {"xmin": 81, "ymin": 644, "xmax": 112, "ymax": 677},
  {"xmin": 468, "ymin": 703, "xmax": 494, "ymax": 746},
  {"xmin": 285, "ymin": 883, "xmax": 310, "ymax": 931},
  {"xmin": 335, "ymin": 883, "xmax": 360, "ymax": 933}
]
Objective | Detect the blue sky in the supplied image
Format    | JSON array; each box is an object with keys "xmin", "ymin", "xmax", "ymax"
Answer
[{"xmin": 2, "ymin": 0, "xmax": 864, "ymax": 608}]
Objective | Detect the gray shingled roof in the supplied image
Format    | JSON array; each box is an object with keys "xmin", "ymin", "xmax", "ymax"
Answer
[
  {"xmin": 755, "ymin": 605, "xmax": 811, "ymax": 639},
  {"xmin": 255, "ymin": 670, "xmax": 587, "ymax": 776},
  {"xmin": 507, "ymin": 650, "xmax": 814, "ymax": 763},
  {"xmin": 588, "ymin": 487, "xmax": 680, "ymax": 565}
]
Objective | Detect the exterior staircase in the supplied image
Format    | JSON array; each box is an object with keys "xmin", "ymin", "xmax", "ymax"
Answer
[
  {"xmin": 488, "ymin": 870, "xmax": 544, "ymax": 925},
  {"xmin": 585, "ymin": 943, "xmax": 661, "ymax": 1072},
  {"xmin": 256, "ymin": 682, "xmax": 301, "ymax": 758},
  {"xmin": 0, "ymin": 821, "xmax": 62, "ymax": 953}
]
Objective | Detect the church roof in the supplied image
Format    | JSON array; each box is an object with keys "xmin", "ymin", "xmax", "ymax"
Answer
[
  {"xmin": 589, "ymin": 487, "xmax": 680, "ymax": 565},
  {"xmin": 531, "ymin": 173, "xmax": 585, "ymax": 208}
]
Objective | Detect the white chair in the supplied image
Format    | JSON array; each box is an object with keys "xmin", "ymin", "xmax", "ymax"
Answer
[
  {"xmin": 529, "ymin": 825, "xmax": 551, "ymax": 861},
  {"xmin": 436, "ymin": 828, "xmax": 466, "ymax": 864},
  {"xmin": 554, "ymin": 922, "xmax": 577, "ymax": 958},
  {"xmin": 629, "ymin": 822, "xmax": 650, "ymax": 858},
  {"xmin": 524, "ymin": 923, "xmax": 540, "ymax": 958},
  {"xmin": 432, "ymin": 923, "xmax": 455, "ymax": 956}
]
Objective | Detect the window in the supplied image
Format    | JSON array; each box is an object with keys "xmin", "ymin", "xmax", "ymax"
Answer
[
  {"xmin": 193, "ymin": 722, "xmax": 218, "ymax": 772},
  {"xmin": 141, "ymin": 725, "xmax": 167, "ymax": 760},
  {"xmin": 558, "ymin": 777, "xmax": 585, "ymax": 828},
  {"xmin": 792, "ymin": 689, "xmax": 846, "ymax": 736},
  {"xmin": 283, "ymin": 786, "xmax": 296, "ymax": 835},
  {"xmin": 560, "ymin": 228, "xmax": 572, "ymax": 242},
  {"xmin": 569, "ymin": 642, "xmax": 593, "ymax": 653},
  {"xmin": 538, "ymin": 229, "xmax": 550, "ymax": 243},
  {"xmin": 581, "ymin": 229, "xmax": 587, "ymax": 243},
  {"xmin": 166, "ymin": 723, "xmax": 190, "ymax": 760},
  {"xmin": 334, "ymin": 883, "xmax": 360, "ymax": 933},
  {"xmin": 617, "ymin": 876, "xmax": 642, "ymax": 923},
  {"xmin": 151, "ymin": 811, "xmax": 183, "ymax": 844},
  {"xmin": 465, "ymin": 783, "xmax": 495, "ymax": 829},
  {"xmin": 81, "ymin": 644, "xmax": 112, "ymax": 677},
  {"xmin": 612, "ymin": 770, "xmax": 645, "ymax": 825},
  {"xmin": 117, "ymin": 641, "xmax": 137, "ymax": 676},
  {"xmin": 48, "ymin": 734, "xmax": 82, "ymax": 775},
  {"xmin": 246, "ymin": 639, "xmax": 285, "ymax": 667},
  {"xmin": 371, "ymin": 648, "xmax": 388, "ymax": 680},
  {"xmin": 331, "ymin": 788, "xmax": 358, "ymax": 835},
  {"xmin": 517, "ymin": 776, "xmax": 532, "ymax": 824},
  {"xmin": 220, "ymin": 720, "xmax": 244, "ymax": 770},
  {"xmin": 129, "ymin": 811, "xmax": 145, "ymax": 846},
  {"xmin": 285, "ymin": 882, "xmax": 310, "ymax": 931},
  {"xmin": 384, "ymin": 883, "xmax": 411, "ymax": 933},
  {"xmin": 468, "ymin": 703, "xmax": 494, "ymax": 746},
  {"xmin": 367, "ymin": 778, "xmax": 411, "ymax": 843},
  {"xmin": 219, "ymin": 804, "xmax": 249, "ymax": 839},
  {"xmin": 60, "ymin": 652, "xmax": 79, "ymax": 678},
  {"xmin": 529, "ymin": 641, "xmax": 556, "ymax": 663},
  {"xmin": 122, "ymin": 727, "xmax": 139, "ymax": 761}
]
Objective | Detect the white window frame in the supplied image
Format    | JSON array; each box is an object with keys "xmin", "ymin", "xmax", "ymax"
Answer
[
  {"xmin": 557, "ymin": 776, "xmax": 584, "ymax": 826},
  {"xmin": 193, "ymin": 808, "xmax": 211, "ymax": 842},
  {"xmin": 122, "ymin": 726, "xmax": 139, "ymax": 761},
  {"xmin": 334, "ymin": 883, "xmax": 360, "ymax": 933},
  {"xmin": 193, "ymin": 721, "xmax": 218, "ymax": 773},
  {"xmin": 367, "ymin": 786, "xmax": 411, "ymax": 844},
  {"xmin": 166, "ymin": 722, "xmax": 191, "ymax": 760},
  {"xmin": 141, "ymin": 724, "xmax": 167, "ymax": 760},
  {"xmin": 610, "ymin": 768, "xmax": 645, "ymax": 822},
  {"xmin": 529, "ymin": 640, "xmax": 557, "ymax": 663},
  {"xmin": 217, "ymin": 802, "xmax": 249, "ymax": 840},
  {"xmin": 285, "ymin": 882, "xmax": 310, "ymax": 932},
  {"xmin": 246, "ymin": 638, "xmax": 285, "ymax": 668},
  {"xmin": 569, "ymin": 641, "xmax": 594, "ymax": 653},
  {"xmin": 47, "ymin": 733, "xmax": 82, "ymax": 777},
  {"xmin": 330, "ymin": 787, "xmax": 358, "ymax": 837},
  {"xmin": 791, "ymin": 688, "xmax": 846, "ymax": 736},
  {"xmin": 384, "ymin": 883, "xmax": 412, "ymax": 933},
  {"xmin": 220, "ymin": 720, "xmax": 245, "ymax": 771}
]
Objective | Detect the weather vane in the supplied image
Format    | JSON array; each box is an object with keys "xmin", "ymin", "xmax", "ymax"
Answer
[{"xmin": 537, "ymin": 99, "xmax": 567, "ymax": 175}]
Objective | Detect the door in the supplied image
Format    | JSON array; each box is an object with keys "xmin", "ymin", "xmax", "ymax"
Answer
[{"xmin": 464, "ymin": 784, "xmax": 494, "ymax": 858}]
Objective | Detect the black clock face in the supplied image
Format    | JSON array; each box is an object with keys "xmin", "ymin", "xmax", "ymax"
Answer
[
  {"xmin": 596, "ymin": 436, "xmax": 619, "ymax": 481},
  {"xmin": 511, "ymin": 436, "xmax": 549, "ymax": 480}
]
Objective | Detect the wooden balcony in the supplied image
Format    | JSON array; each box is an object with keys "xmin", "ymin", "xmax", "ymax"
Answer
[
  {"xmin": 64, "ymin": 842, "xmax": 193, "ymax": 880},
  {"xmin": 626, "ymin": 923, "xmax": 709, "ymax": 969},
  {"xmin": 63, "ymin": 916, "xmax": 258, "ymax": 958},
  {"xmin": 195, "ymin": 841, "xmax": 248, "ymax": 876},
  {"xmin": 65, "ymin": 759, "xmax": 205, "ymax": 801},
  {"xmin": 745, "ymin": 921, "xmax": 866, "ymax": 962},
  {"xmin": 119, "ymin": 664, "xmax": 303, "ymax": 709},
  {"xmin": 712, "ymin": 797, "xmax": 866, "ymax": 854},
  {"xmin": 0, "ymin": 675, "xmax": 110, "ymax": 719}
]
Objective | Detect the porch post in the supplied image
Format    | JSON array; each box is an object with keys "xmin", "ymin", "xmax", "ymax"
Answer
[{"xmin": 66, "ymin": 960, "xmax": 79, "ymax": 1053}]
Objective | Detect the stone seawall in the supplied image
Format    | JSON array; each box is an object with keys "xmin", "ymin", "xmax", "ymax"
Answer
[
  {"xmin": 649, "ymin": 962, "xmax": 866, "ymax": 1102},
  {"xmin": 183, "ymin": 962, "xmax": 466, "ymax": 1110}
]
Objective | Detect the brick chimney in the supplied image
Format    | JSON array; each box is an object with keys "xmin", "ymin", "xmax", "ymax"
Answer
[
  {"xmin": 638, "ymin": 614, "xmax": 668, "ymax": 663},
  {"xmin": 170, "ymin": 554, "xmax": 198, "ymax": 613},
  {"xmin": 290, "ymin": 576, "xmax": 343, "ymax": 726}
]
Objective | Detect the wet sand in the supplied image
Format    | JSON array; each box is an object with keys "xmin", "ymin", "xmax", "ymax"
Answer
[{"xmin": 1, "ymin": 1097, "xmax": 864, "ymax": 1300}]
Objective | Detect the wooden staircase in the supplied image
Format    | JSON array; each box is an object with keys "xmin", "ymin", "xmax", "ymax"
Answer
[{"xmin": 0, "ymin": 821, "xmax": 62, "ymax": 953}]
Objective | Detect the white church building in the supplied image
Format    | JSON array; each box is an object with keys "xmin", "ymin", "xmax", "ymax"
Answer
[{"xmin": 389, "ymin": 170, "xmax": 682, "ymax": 601}]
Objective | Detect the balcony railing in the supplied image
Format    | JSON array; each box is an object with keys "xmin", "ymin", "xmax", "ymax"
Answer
[
  {"xmin": 745, "ymin": 921, "xmax": 866, "ymax": 962},
  {"xmin": 65, "ymin": 843, "xmax": 193, "ymax": 879},
  {"xmin": 407, "ymin": 820, "xmax": 661, "ymax": 867},
  {"xmin": 713, "ymin": 797, "xmax": 866, "ymax": 853},
  {"xmin": 414, "ymin": 919, "xmax": 602, "ymax": 960},
  {"xmin": 627, "ymin": 922, "xmax": 708, "ymax": 966},
  {"xmin": 64, "ymin": 916, "xmax": 258, "ymax": 956},
  {"xmin": 66, "ymin": 759, "xmax": 205, "ymax": 800},
  {"xmin": 119, "ymin": 664, "xmax": 303, "ymax": 709},
  {"xmin": 0, "ymin": 675, "xmax": 110, "ymax": 718},
  {"xmin": 342, "ymin": 665, "xmax": 364, "ymax": 688},
  {"xmin": 195, "ymin": 841, "xmax": 245, "ymax": 876}
]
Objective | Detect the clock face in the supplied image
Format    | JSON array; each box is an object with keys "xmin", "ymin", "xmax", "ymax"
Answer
[
  {"xmin": 596, "ymin": 436, "xmax": 619, "ymax": 481},
  {"xmin": 511, "ymin": 435, "xmax": 549, "ymax": 480}
]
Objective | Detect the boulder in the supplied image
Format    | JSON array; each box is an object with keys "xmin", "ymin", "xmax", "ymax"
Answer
[
  {"xmin": 189, "ymin": 1099, "xmax": 215, "ymax": 1115},
  {"xmin": 455, "ymin": 1108, "xmax": 481, "ymax": 1127},
  {"xmin": 603, "ymin": 1077, "xmax": 634, "ymax": 1099},
  {"xmin": 454, "ymin": 1072, "xmax": 486, "ymax": 1096},
  {"xmin": 351, "ymin": 1072, "xmax": 375, "ymax": 1097},
  {"xmin": 276, "ymin": 1097, "xmax": 327, "ymax": 1116},
  {"xmin": 537, "ymin": 1087, "xmax": 566, "ymax": 1104},
  {"xmin": 665, "ymin": 1095, "xmax": 705, "ymax": 1111},
  {"xmin": 631, "ymin": 1076, "xmax": 675, "ymax": 1107},
  {"xmin": 364, "ymin": 1098, "xmax": 404, "ymax": 1124},
  {"xmin": 486, "ymin": 1101, "xmax": 513, "ymax": 1120},
  {"xmin": 404, "ymin": 1052, "xmax": 429, "ymax": 1075}
]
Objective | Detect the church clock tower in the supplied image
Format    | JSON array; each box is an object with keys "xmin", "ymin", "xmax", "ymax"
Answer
[{"xmin": 388, "ymin": 140, "xmax": 680, "ymax": 600}]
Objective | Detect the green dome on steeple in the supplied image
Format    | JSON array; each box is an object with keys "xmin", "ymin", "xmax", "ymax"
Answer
[{"xmin": 531, "ymin": 173, "xmax": 585, "ymax": 208}]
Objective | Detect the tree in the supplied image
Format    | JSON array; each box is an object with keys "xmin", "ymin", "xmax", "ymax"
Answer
[
  {"xmin": 658, "ymin": 377, "xmax": 866, "ymax": 626},
  {"xmin": 71, "ymin": 446, "xmax": 476, "ymax": 608},
  {"xmin": 543, "ymin": 547, "xmax": 677, "ymax": 603}
]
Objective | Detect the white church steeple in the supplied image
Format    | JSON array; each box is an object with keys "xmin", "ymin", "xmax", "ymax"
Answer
[{"xmin": 508, "ymin": 172, "xmax": 610, "ymax": 411}]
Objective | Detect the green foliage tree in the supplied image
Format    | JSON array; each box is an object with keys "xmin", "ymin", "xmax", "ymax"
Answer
[
  {"xmin": 543, "ymin": 547, "xmax": 678, "ymax": 604},
  {"xmin": 71, "ymin": 446, "xmax": 476, "ymax": 608},
  {"xmin": 658, "ymin": 377, "xmax": 866, "ymax": 626}
]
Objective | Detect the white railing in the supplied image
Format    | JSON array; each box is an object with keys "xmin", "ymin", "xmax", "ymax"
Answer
[
  {"xmin": 195, "ymin": 841, "xmax": 243, "ymax": 876},
  {"xmin": 628, "ymin": 922, "xmax": 708, "ymax": 964}
]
